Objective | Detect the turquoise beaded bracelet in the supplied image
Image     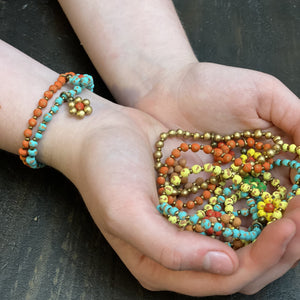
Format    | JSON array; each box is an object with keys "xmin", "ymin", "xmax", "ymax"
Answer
[{"xmin": 23, "ymin": 73, "xmax": 94, "ymax": 169}]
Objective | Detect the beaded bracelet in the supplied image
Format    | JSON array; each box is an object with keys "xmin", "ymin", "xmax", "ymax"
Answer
[
  {"xmin": 18, "ymin": 72, "xmax": 74, "ymax": 163},
  {"xmin": 20, "ymin": 73, "xmax": 94, "ymax": 169},
  {"xmin": 154, "ymin": 129, "xmax": 300, "ymax": 249}
]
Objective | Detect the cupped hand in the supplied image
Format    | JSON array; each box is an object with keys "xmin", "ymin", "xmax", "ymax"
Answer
[
  {"xmin": 61, "ymin": 102, "xmax": 243, "ymax": 295},
  {"xmin": 125, "ymin": 62, "xmax": 300, "ymax": 294},
  {"xmin": 136, "ymin": 62, "xmax": 300, "ymax": 140},
  {"xmin": 58, "ymin": 94, "xmax": 299, "ymax": 295}
]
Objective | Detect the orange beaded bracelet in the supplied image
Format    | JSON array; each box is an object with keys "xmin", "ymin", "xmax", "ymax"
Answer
[{"xmin": 18, "ymin": 72, "xmax": 75, "ymax": 165}]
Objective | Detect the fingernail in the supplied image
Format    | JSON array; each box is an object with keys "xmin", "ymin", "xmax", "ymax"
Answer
[{"xmin": 202, "ymin": 251, "xmax": 234, "ymax": 274}]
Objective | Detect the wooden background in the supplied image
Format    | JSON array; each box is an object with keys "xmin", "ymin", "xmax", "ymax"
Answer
[{"xmin": 0, "ymin": 1, "xmax": 299, "ymax": 299}]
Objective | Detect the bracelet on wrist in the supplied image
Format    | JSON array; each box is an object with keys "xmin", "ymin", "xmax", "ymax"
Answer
[{"xmin": 19, "ymin": 72, "xmax": 94, "ymax": 169}]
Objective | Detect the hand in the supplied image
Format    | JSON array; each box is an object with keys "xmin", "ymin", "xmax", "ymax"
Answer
[
  {"xmin": 0, "ymin": 40, "xmax": 242, "ymax": 297},
  {"xmin": 2, "ymin": 36, "xmax": 298, "ymax": 296},
  {"xmin": 58, "ymin": 98, "xmax": 299, "ymax": 296},
  {"xmin": 56, "ymin": 0, "xmax": 300, "ymax": 293},
  {"xmin": 127, "ymin": 62, "xmax": 300, "ymax": 294},
  {"xmin": 137, "ymin": 62, "xmax": 300, "ymax": 138},
  {"xmin": 54, "ymin": 100, "xmax": 245, "ymax": 296}
]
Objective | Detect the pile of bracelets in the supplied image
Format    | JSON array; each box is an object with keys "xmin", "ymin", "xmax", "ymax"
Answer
[
  {"xmin": 154, "ymin": 129, "xmax": 300, "ymax": 249},
  {"xmin": 19, "ymin": 72, "xmax": 94, "ymax": 169}
]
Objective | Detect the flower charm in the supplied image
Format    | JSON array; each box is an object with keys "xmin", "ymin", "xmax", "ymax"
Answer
[
  {"xmin": 256, "ymin": 192, "xmax": 287, "ymax": 223},
  {"xmin": 68, "ymin": 96, "xmax": 92, "ymax": 118}
]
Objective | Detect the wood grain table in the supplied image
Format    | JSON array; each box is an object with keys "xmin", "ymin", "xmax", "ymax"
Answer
[{"xmin": 1, "ymin": 1, "xmax": 299, "ymax": 299}]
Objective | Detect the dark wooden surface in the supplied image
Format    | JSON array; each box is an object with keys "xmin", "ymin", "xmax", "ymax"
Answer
[{"xmin": 0, "ymin": 1, "xmax": 299, "ymax": 299}]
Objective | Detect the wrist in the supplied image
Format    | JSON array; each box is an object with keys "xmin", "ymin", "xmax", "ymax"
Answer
[
  {"xmin": 0, "ymin": 41, "xmax": 117, "ymax": 184},
  {"xmin": 59, "ymin": 0, "xmax": 198, "ymax": 107},
  {"xmin": 110, "ymin": 53, "xmax": 198, "ymax": 108},
  {"xmin": 37, "ymin": 91, "xmax": 114, "ymax": 181}
]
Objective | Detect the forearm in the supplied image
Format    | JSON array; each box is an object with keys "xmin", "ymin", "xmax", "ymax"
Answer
[
  {"xmin": 58, "ymin": 0, "xmax": 197, "ymax": 106},
  {"xmin": 0, "ymin": 40, "xmax": 110, "ymax": 180}
]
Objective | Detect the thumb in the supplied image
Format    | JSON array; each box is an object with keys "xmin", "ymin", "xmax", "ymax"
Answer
[
  {"xmin": 107, "ymin": 197, "xmax": 239, "ymax": 275},
  {"xmin": 257, "ymin": 75, "xmax": 300, "ymax": 143}
]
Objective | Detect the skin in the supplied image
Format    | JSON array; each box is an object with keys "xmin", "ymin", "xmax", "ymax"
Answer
[
  {"xmin": 58, "ymin": 0, "xmax": 300, "ymax": 295},
  {"xmin": 2, "ymin": 0, "xmax": 300, "ymax": 295}
]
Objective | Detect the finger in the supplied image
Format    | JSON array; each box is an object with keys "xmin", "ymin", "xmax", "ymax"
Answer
[
  {"xmin": 256, "ymin": 75, "xmax": 300, "ymax": 143},
  {"xmin": 292, "ymin": 260, "xmax": 299, "ymax": 268},
  {"xmin": 82, "ymin": 130, "xmax": 239, "ymax": 275},
  {"xmin": 240, "ymin": 203, "xmax": 300, "ymax": 294},
  {"xmin": 285, "ymin": 196, "xmax": 300, "ymax": 213},
  {"xmin": 77, "ymin": 129, "xmax": 239, "ymax": 275},
  {"xmin": 280, "ymin": 209, "xmax": 300, "ymax": 261},
  {"xmin": 282, "ymin": 206, "xmax": 300, "ymax": 260},
  {"xmin": 104, "ymin": 216, "xmax": 296, "ymax": 297},
  {"xmin": 175, "ymin": 217, "xmax": 296, "ymax": 296},
  {"xmin": 247, "ymin": 219, "xmax": 296, "ymax": 266},
  {"xmin": 110, "ymin": 196, "xmax": 238, "ymax": 275}
]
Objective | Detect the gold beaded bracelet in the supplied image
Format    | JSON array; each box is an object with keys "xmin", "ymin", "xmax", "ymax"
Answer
[{"xmin": 154, "ymin": 129, "xmax": 299, "ymax": 249}]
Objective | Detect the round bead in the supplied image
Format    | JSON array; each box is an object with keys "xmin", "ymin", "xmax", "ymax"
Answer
[
  {"xmin": 279, "ymin": 201, "xmax": 288, "ymax": 210},
  {"xmin": 168, "ymin": 216, "xmax": 177, "ymax": 224},
  {"xmin": 264, "ymin": 203, "xmax": 275, "ymax": 212},
  {"xmin": 223, "ymin": 228, "xmax": 233, "ymax": 237},
  {"xmin": 28, "ymin": 118, "xmax": 37, "ymax": 127},
  {"xmin": 38, "ymin": 123, "xmax": 47, "ymax": 131},
  {"xmin": 68, "ymin": 102, "xmax": 75, "ymax": 108},
  {"xmin": 222, "ymin": 169, "xmax": 232, "ymax": 179},
  {"xmin": 164, "ymin": 186, "xmax": 174, "ymax": 195},
  {"xmin": 77, "ymin": 110, "xmax": 85, "ymax": 118},
  {"xmin": 51, "ymin": 105, "xmax": 59, "ymax": 113},
  {"xmin": 190, "ymin": 214, "xmax": 199, "ymax": 225},
  {"xmin": 232, "ymin": 175, "xmax": 242, "ymax": 185},
  {"xmin": 186, "ymin": 200, "xmax": 195, "ymax": 209},
  {"xmin": 202, "ymin": 219, "xmax": 212, "ymax": 230},
  {"xmin": 225, "ymin": 205, "xmax": 234, "ymax": 213},
  {"xmin": 232, "ymin": 229, "xmax": 240, "ymax": 239},
  {"xmin": 19, "ymin": 148, "xmax": 28, "ymax": 156},
  {"xmin": 203, "ymin": 132, "xmax": 211, "ymax": 140},
  {"xmin": 43, "ymin": 113, "xmax": 52, "ymax": 122},
  {"xmin": 191, "ymin": 164, "xmax": 202, "ymax": 174},
  {"xmin": 191, "ymin": 143, "xmax": 200, "ymax": 152},
  {"xmin": 203, "ymin": 145, "xmax": 212, "ymax": 153},
  {"xmin": 165, "ymin": 157, "xmax": 174, "ymax": 166},
  {"xmin": 55, "ymin": 97, "xmax": 64, "ymax": 105},
  {"xmin": 28, "ymin": 148, "xmax": 38, "ymax": 156},
  {"xmin": 75, "ymin": 102, "xmax": 85, "ymax": 111},
  {"xmin": 159, "ymin": 195, "xmax": 168, "ymax": 203},
  {"xmin": 84, "ymin": 106, "xmax": 93, "ymax": 115},
  {"xmin": 170, "ymin": 175, "xmax": 181, "ymax": 186},
  {"xmin": 213, "ymin": 166, "xmax": 222, "ymax": 176},
  {"xmin": 180, "ymin": 168, "xmax": 190, "ymax": 177},
  {"xmin": 220, "ymin": 214, "xmax": 230, "ymax": 224},
  {"xmin": 35, "ymin": 132, "xmax": 43, "ymax": 140},
  {"xmin": 175, "ymin": 200, "xmax": 183, "ymax": 210},
  {"xmin": 195, "ymin": 197, "xmax": 203, "ymax": 205},
  {"xmin": 204, "ymin": 204, "xmax": 213, "ymax": 211},
  {"xmin": 213, "ymin": 222, "xmax": 223, "ymax": 232},
  {"xmin": 272, "ymin": 210, "xmax": 282, "ymax": 219},
  {"xmin": 69, "ymin": 108, "xmax": 77, "ymax": 115},
  {"xmin": 254, "ymin": 129, "xmax": 263, "ymax": 138},
  {"xmin": 24, "ymin": 129, "xmax": 32, "ymax": 138},
  {"xmin": 178, "ymin": 211, "xmax": 187, "ymax": 220},
  {"xmin": 44, "ymin": 90, "xmax": 53, "ymax": 99}
]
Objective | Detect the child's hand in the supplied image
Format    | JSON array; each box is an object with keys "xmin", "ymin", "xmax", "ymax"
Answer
[{"xmin": 51, "ymin": 97, "xmax": 299, "ymax": 296}]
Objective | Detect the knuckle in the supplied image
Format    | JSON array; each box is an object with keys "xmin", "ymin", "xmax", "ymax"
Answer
[
  {"xmin": 159, "ymin": 245, "xmax": 183, "ymax": 270},
  {"xmin": 138, "ymin": 279, "xmax": 160, "ymax": 292}
]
